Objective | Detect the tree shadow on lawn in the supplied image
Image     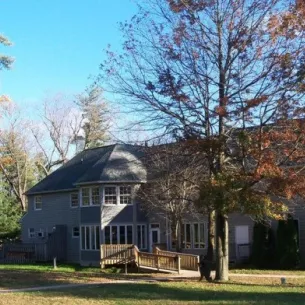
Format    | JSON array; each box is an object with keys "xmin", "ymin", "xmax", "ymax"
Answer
[
  {"xmin": 0, "ymin": 270, "xmax": 99, "ymax": 289},
  {"xmin": 35, "ymin": 282, "xmax": 305, "ymax": 304}
]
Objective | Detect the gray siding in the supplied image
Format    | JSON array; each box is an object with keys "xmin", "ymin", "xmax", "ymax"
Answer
[
  {"xmin": 21, "ymin": 192, "xmax": 80, "ymax": 263},
  {"xmin": 80, "ymin": 206, "xmax": 101, "ymax": 223},
  {"xmin": 80, "ymin": 251, "xmax": 100, "ymax": 266}
]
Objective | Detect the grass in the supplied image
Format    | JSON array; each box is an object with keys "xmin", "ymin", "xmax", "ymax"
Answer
[
  {"xmin": 1, "ymin": 280, "xmax": 305, "ymax": 305},
  {"xmin": 230, "ymin": 268, "xmax": 305, "ymax": 276},
  {"xmin": 1, "ymin": 264, "xmax": 305, "ymax": 304}
]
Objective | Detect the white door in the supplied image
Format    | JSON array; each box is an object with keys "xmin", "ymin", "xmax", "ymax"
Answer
[
  {"xmin": 149, "ymin": 224, "xmax": 160, "ymax": 252},
  {"xmin": 235, "ymin": 225, "xmax": 250, "ymax": 260}
]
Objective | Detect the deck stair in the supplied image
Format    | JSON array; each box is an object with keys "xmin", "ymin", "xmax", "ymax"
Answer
[{"xmin": 101, "ymin": 244, "xmax": 199, "ymax": 273}]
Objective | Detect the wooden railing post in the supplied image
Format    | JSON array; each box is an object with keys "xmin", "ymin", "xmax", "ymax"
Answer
[{"xmin": 178, "ymin": 255, "xmax": 181, "ymax": 274}]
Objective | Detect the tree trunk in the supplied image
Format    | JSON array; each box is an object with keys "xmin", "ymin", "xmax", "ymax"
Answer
[
  {"xmin": 215, "ymin": 212, "xmax": 229, "ymax": 281},
  {"xmin": 206, "ymin": 210, "xmax": 215, "ymax": 261}
]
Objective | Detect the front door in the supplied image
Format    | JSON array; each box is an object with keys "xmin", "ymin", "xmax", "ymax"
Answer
[{"xmin": 149, "ymin": 224, "xmax": 160, "ymax": 252}]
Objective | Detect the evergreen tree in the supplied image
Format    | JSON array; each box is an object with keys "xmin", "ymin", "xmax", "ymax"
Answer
[
  {"xmin": 75, "ymin": 87, "xmax": 110, "ymax": 149},
  {"xmin": 0, "ymin": 181, "xmax": 22, "ymax": 239},
  {"xmin": 276, "ymin": 215, "xmax": 300, "ymax": 269}
]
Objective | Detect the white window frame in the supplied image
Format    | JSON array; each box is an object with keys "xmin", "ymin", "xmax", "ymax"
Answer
[
  {"xmin": 81, "ymin": 187, "xmax": 101, "ymax": 207},
  {"xmin": 103, "ymin": 186, "xmax": 133, "ymax": 206},
  {"xmin": 119, "ymin": 186, "xmax": 132, "ymax": 205},
  {"xmin": 28, "ymin": 228, "xmax": 35, "ymax": 238},
  {"xmin": 70, "ymin": 193, "xmax": 79, "ymax": 208},
  {"xmin": 104, "ymin": 224, "xmax": 134, "ymax": 245},
  {"xmin": 72, "ymin": 226, "xmax": 80, "ymax": 238},
  {"xmin": 181, "ymin": 222, "xmax": 206, "ymax": 249},
  {"xmin": 34, "ymin": 196, "xmax": 42, "ymax": 210},
  {"xmin": 103, "ymin": 185, "xmax": 118, "ymax": 205},
  {"xmin": 91, "ymin": 187, "xmax": 100, "ymax": 206},
  {"xmin": 137, "ymin": 224, "xmax": 147, "ymax": 250},
  {"xmin": 80, "ymin": 225, "xmax": 100, "ymax": 251}
]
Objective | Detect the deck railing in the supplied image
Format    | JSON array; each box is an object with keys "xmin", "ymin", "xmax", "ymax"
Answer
[
  {"xmin": 101, "ymin": 244, "xmax": 135, "ymax": 267},
  {"xmin": 134, "ymin": 245, "xmax": 180, "ymax": 272},
  {"xmin": 154, "ymin": 247, "xmax": 199, "ymax": 271}
]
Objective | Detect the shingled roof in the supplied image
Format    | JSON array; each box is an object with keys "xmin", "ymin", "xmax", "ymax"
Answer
[{"xmin": 26, "ymin": 144, "xmax": 147, "ymax": 195}]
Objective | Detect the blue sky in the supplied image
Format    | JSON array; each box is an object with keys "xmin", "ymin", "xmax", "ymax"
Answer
[{"xmin": 0, "ymin": 0, "xmax": 137, "ymax": 105}]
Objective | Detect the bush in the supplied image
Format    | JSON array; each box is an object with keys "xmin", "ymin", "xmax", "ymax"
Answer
[
  {"xmin": 276, "ymin": 215, "xmax": 300, "ymax": 269},
  {"xmin": 251, "ymin": 222, "xmax": 275, "ymax": 268}
]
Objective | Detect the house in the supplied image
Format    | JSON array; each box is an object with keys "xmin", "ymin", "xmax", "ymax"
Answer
[{"xmin": 22, "ymin": 143, "xmax": 259, "ymax": 266}]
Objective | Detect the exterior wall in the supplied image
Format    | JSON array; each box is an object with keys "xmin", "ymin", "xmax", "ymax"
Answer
[{"xmin": 21, "ymin": 191, "xmax": 80, "ymax": 263}]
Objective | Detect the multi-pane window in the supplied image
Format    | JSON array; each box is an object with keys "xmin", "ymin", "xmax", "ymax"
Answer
[
  {"xmin": 119, "ymin": 186, "xmax": 132, "ymax": 205},
  {"xmin": 181, "ymin": 223, "xmax": 205, "ymax": 249},
  {"xmin": 28, "ymin": 228, "xmax": 35, "ymax": 238},
  {"xmin": 104, "ymin": 187, "xmax": 117, "ymax": 205},
  {"xmin": 81, "ymin": 225, "xmax": 100, "ymax": 250},
  {"xmin": 34, "ymin": 196, "xmax": 42, "ymax": 210},
  {"xmin": 72, "ymin": 227, "xmax": 80, "ymax": 238},
  {"xmin": 91, "ymin": 187, "xmax": 100, "ymax": 205},
  {"xmin": 81, "ymin": 188, "xmax": 90, "ymax": 206},
  {"xmin": 103, "ymin": 186, "xmax": 133, "ymax": 205},
  {"xmin": 137, "ymin": 224, "xmax": 147, "ymax": 249},
  {"xmin": 104, "ymin": 225, "xmax": 133, "ymax": 244},
  {"xmin": 70, "ymin": 193, "xmax": 79, "ymax": 208}
]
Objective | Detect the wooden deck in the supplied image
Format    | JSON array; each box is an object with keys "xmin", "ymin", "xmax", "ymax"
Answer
[{"xmin": 101, "ymin": 244, "xmax": 199, "ymax": 273}]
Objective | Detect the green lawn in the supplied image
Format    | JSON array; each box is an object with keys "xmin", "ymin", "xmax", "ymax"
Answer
[
  {"xmin": 1, "ymin": 281, "xmax": 305, "ymax": 305},
  {"xmin": 230, "ymin": 268, "xmax": 305, "ymax": 276}
]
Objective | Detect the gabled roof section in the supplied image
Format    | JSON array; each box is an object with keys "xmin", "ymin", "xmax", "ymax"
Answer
[{"xmin": 26, "ymin": 144, "xmax": 147, "ymax": 195}]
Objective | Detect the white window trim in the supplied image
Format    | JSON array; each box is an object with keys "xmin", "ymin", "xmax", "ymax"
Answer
[
  {"xmin": 137, "ymin": 224, "xmax": 147, "ymax": 250},
  {"xmin": 72, "ymin": 226, "xmax": 80, "ymax": 238},
  {"xmin": 104, "ymin": 224, "xmax": 134, "ymax": 245},
  {"xmin": 180, "ymin": 222, "xmax": 206, "ymax": 250},
  {"xmin": 80, "ymin": 187, "xmax": 101, "ymax": 207},
  {"xmin": 34, "ymin": 196, "xmax": 42, "ymax": 211},
  {"xmin": 80, "ymin": 225, "xmax": 100, "ymax": 251},
  {"xmin": 103, "ymin": 185, "xmax": 133, "ymax": 206},
  {"xmin": 70, "ymin": 193, "xmax": 79, "ymax": 208},
  {"xmin": 28, "ymin": 228, "xmax": 35, "ymax": 238}
]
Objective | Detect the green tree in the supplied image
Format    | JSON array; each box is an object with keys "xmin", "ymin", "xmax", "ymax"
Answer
[
  {"xmin": 0, "ymin": 180, "xmax": 22, "ymax": 238},
  {"xmin": 276, "ymin": 216, "xmax": 300, "ymax": 269},
  {"xmin": 75, "ymin": 86, "xmax": 110, "ymax": 149}
]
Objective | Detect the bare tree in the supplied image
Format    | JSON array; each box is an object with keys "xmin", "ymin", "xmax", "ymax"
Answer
[
  {"xmin": 31, "ymin": 94, "xmax": 83, "ymax": 176},
  {"xmin": 139, "ymin": 143, "xmax": 205, "ymax": 251}
]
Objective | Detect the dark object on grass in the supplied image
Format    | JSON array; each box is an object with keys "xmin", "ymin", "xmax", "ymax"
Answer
[{"xmin": 199, "ymin": 255, "xmax": 213, "ymax": 281}]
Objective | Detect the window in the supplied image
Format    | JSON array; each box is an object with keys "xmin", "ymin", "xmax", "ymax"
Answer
[
  {"xmin": 81, "ymin": 225, "xmax": 100, "ymax": 250},
  {"xmin": 137, "ymin": 225, "xmax": 147, "ymax": 249},
  {"xmin": 72, "ymin": 227, "xmax": 80, "ymax": 238},
  {"xmin": 37, "ymin": 229, "xmax": 45, "ymax": 238},
  {"xmin": 103, "ymin": 186, "xmax": 133, "ymax": 205},
  {"xmin": 34, "ymin": 196, "xmax": 42, "ymax": 210},
  {"xmin": 181, "ymin": 223, "xmax": 205, "ymax": 249},
  {"xmin": 82, "ymin": 188, "xmax": 90, "ymax": 206},
  {"xmin": 91, "ymin": 187, "xmax": 100, "ymax": 205},
  {"xmin": 70, "ymin": 193, "xmax": 79, "ymax": 208},
  {"xmin": 119, "ymin": 186, "xmax": 132, "ymax": 205},
  {"xmin": 28, "ymin": 228, "xmax": 35, "ymax": 238},
  {"xmin": 104, "ymin": 187, "xmax": 117, "ymax": 205},
  {"xmin": 104, "ymin": 225, "xmax": 133, "ymax": 244}
]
